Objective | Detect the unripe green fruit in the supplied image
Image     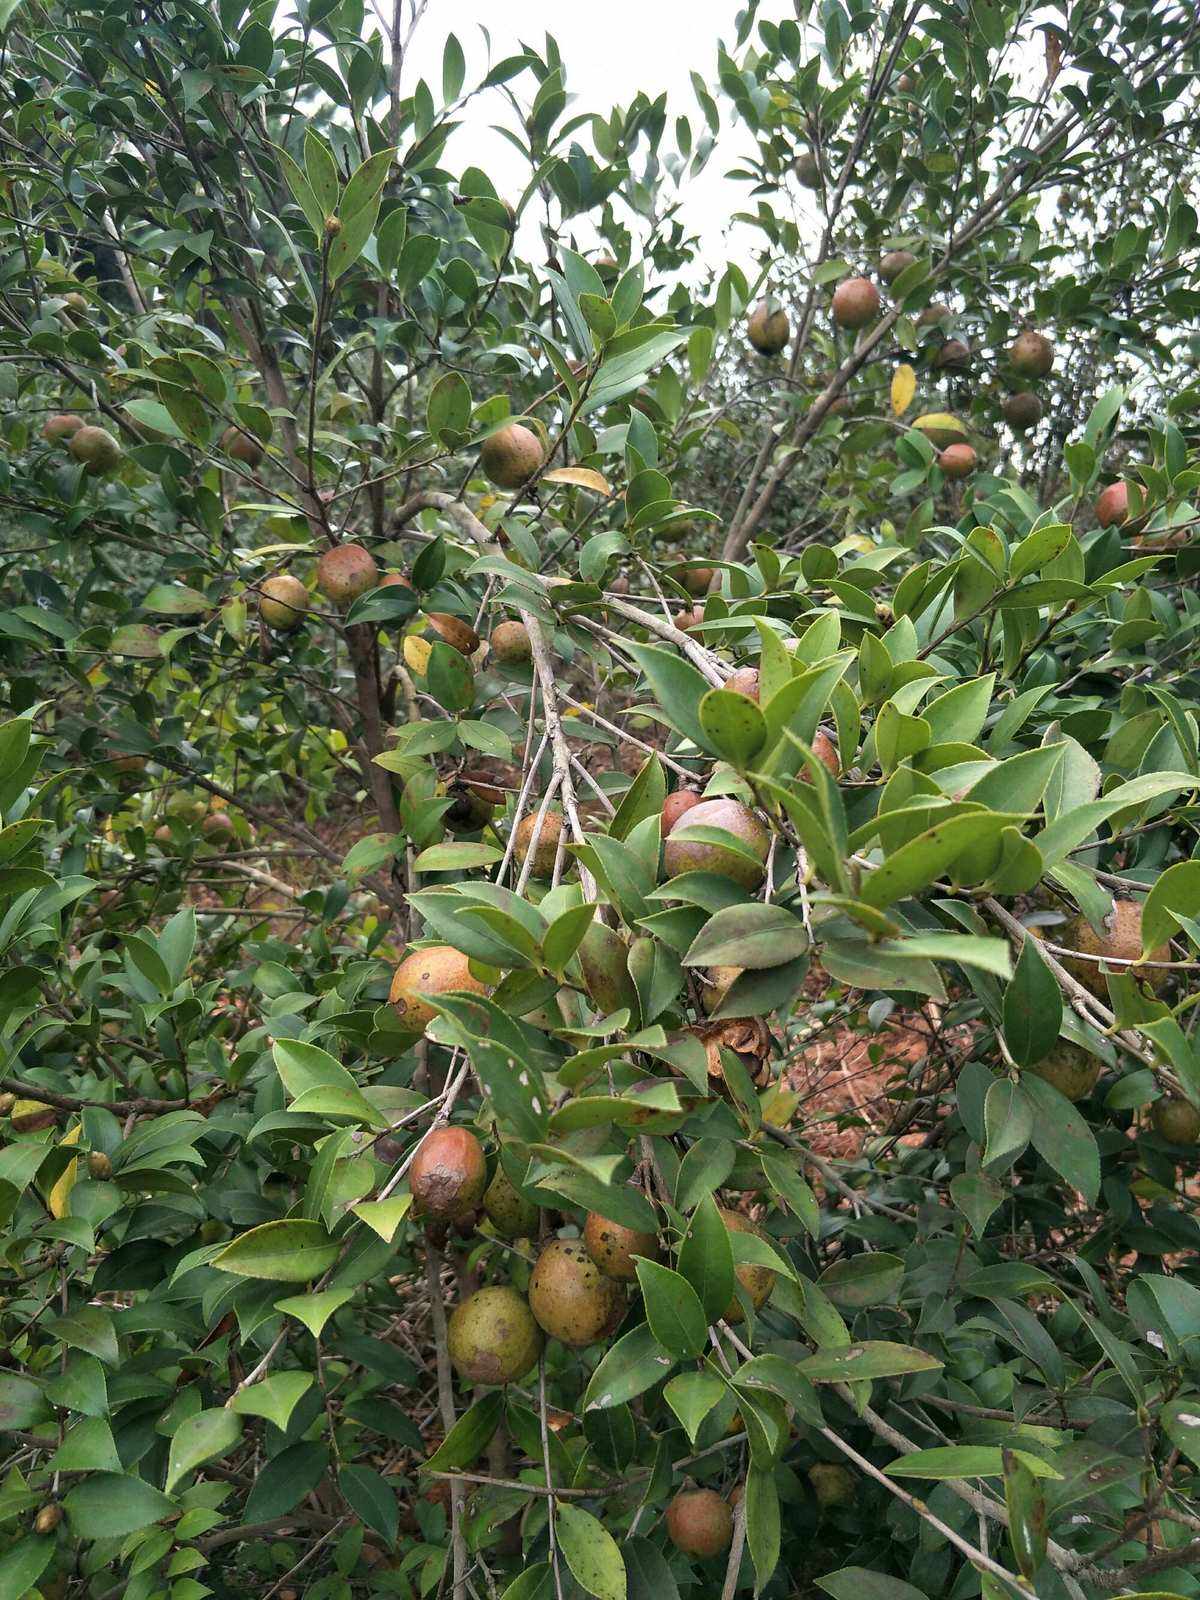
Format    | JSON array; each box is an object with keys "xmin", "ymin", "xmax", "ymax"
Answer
[
  {"xmin": 480, "ymin": 423, "xmax": 544, "ymax": 489},
  {"xmin": 316, "ymin": 543, "xmax": 378, "ymax": 606},
  {"xmin": 410, "ymin": 1126, "xmax": 487, "ymax": 1222},
  {"xmin": 1026, "ymin": 1045, "xmax": 1100, "ymax": 1102},
  {"xmin": 166, "ymin": 791, "xmax": 206, "ymax": 824},
  {"xmin": 666, "ymin": 1488, "xmax": 733, "ymax": 1557},
  {"xmin": 582, "ymin": 1212, "xmax": 659, "ymax": 1280},
  {"xmin": 663, "ymin": 798, "xmax": 769, "ymax": 891},
  {"xmin": 879, "ymin": 250, "xmax": 917, "ymax": 284},
  {"xmin": 447, "ymin": 1285, "xmax": 542, "ymax": 1384},
  {"xmin": 87, "ymin": 1151, "xmax": 112, "ymax": 1180},
  {"xmin": 529, "ymin": 1238, "xmax": 627, "ymax": 1348},
  {"xmin": 1152, "ymin": 1096, "xmax": 1200, "ymax": 1145},
  {"xmin": 482, "ymin": 1164, "xmax": 539, "ymax": 1238},
  {"xmin": 808, "ymin": 1462, "xmax": 854, "ymax": 1508},
  {"xmin": 259, "ymin": 575, "xmax": 310, "ymax": 631},
  {"xmin": 69, "ymin": 425, "xmax": 122, "ymax": 475},
  {"xmin": 747, "ymin": 301, "xmax": 789, "ymax": 355},
  {"xmin": 718, "ymin": 1206, "xmax": 776, "ymax": 1322},
  {"xmin": 917, "ymin": 302, "xmax": 952, "ymax": 328},
  {"xmin": 794, "ymin": 150, "xmax": 822, "ymax": 189}
]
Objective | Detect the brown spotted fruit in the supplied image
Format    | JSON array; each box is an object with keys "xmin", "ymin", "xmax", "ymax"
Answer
[
  {"xmin": 410, "ymin": 1126, "xmax": 486, "ymax": 1222},
  {"xmin": 490, "ymin": 620, "xmax": 531, "ymax": 665},
  {"xmin": 662, "ymin": 789, "xmax": 703, "ymax": 832},
  {"xmin": 69, "ymin": 425, "xmax": 122, "ymax": 475},
  {"xmin": 447, "ymin": 1285, "xmax": 542, "ymax": 1383},
  {"xmin": 514, "ymin": 808, "xmax": 564, "ymax": 879},
  {"xmin": 528, "ymin": 1238, "xmax": 626, "ymax": 1348},
  {"xmin": 1062, "ymin": 901, "xmax": 1168, "ymax": 998},
  {"xmin": 1009, "ymin": 329, "xmax": 1054, "ymax": 378},
  {"xmin": 879, "ymin": 250, "xmax": 916, "ymax": 283},
  {"xmin": 583, "ymin": 1212, "xmax": 659, "ymax": 1280},
  {"xmin": 389, "ymin": 946, "xmax": 489, "ymax": 1036},
  {"xmin": 317, "ymin": 543, "xmax": 378, "ymax": 606},
  {"xmin": 724, "ymin": 667, "xmax": 760, "ymax": 700},
  {"xmin": 1003, "ymin": 392, "xmax": 1043, "ymax": 432},
  {"xmin": 663, "ymin": 798, "xmax": 769, "ymax": 891}
]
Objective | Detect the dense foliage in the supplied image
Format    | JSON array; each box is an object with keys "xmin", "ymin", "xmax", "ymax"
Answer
[{"xmin": 2, "ymin": 2, "xmax": 1200, "ymax": 1598}]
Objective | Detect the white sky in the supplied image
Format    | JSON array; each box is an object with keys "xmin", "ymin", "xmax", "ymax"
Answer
[{"xmin": 399, "ymin": 0, "xmax": 789, "ymax": 266}]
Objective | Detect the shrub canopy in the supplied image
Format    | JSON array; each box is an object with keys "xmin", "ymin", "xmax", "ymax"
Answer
[{"xmin": 1, "ymin": 2, "xmax": 1200, "ymax": 1599}]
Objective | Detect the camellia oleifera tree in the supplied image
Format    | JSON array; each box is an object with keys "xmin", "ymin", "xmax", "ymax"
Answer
[{"xmin": 3, "ymin": 1, "xmax": 1200, "ymax": 1598}]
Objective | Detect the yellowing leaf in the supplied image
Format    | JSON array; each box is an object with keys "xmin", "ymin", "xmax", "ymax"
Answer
[
  {"xmin": 48, "ymin": 1125, "xmax": 82, "ymax": 1219},
  {"xmin": 913, "ymin": 411, "xmax": 968, "ymax": 446},
  {"xmin": 760, "ymin": 1085, "xmax": 800, "ymax": 1129},
  {"xmin": 351, "ymin": 1193, "xmax": 413, "ymax": 1242},
  {"xmin": 404, "ymin": 635, "xmax": 432, "ymax": 674},
  {"xmin": 891, "ymin": 363, "xmax": 916, "ymax": 417},
  {"xmin": 542, "ymin": 466, "xmax": 612, "ymax": 496}
]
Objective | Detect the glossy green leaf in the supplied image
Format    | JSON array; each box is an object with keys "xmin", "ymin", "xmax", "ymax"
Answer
[
  {"xmin": 214, "ymin": 1219, "xmax": 339, "ymax": 1282},
  {"xmin": 556, "ymin": 1503, "xmax": 627, "ymax": 1600}
]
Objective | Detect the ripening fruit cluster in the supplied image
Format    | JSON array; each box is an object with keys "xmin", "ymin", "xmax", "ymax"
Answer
[{"xmin": 743, "ymin": 258, "xmax": 1065, "ymax": 486}]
